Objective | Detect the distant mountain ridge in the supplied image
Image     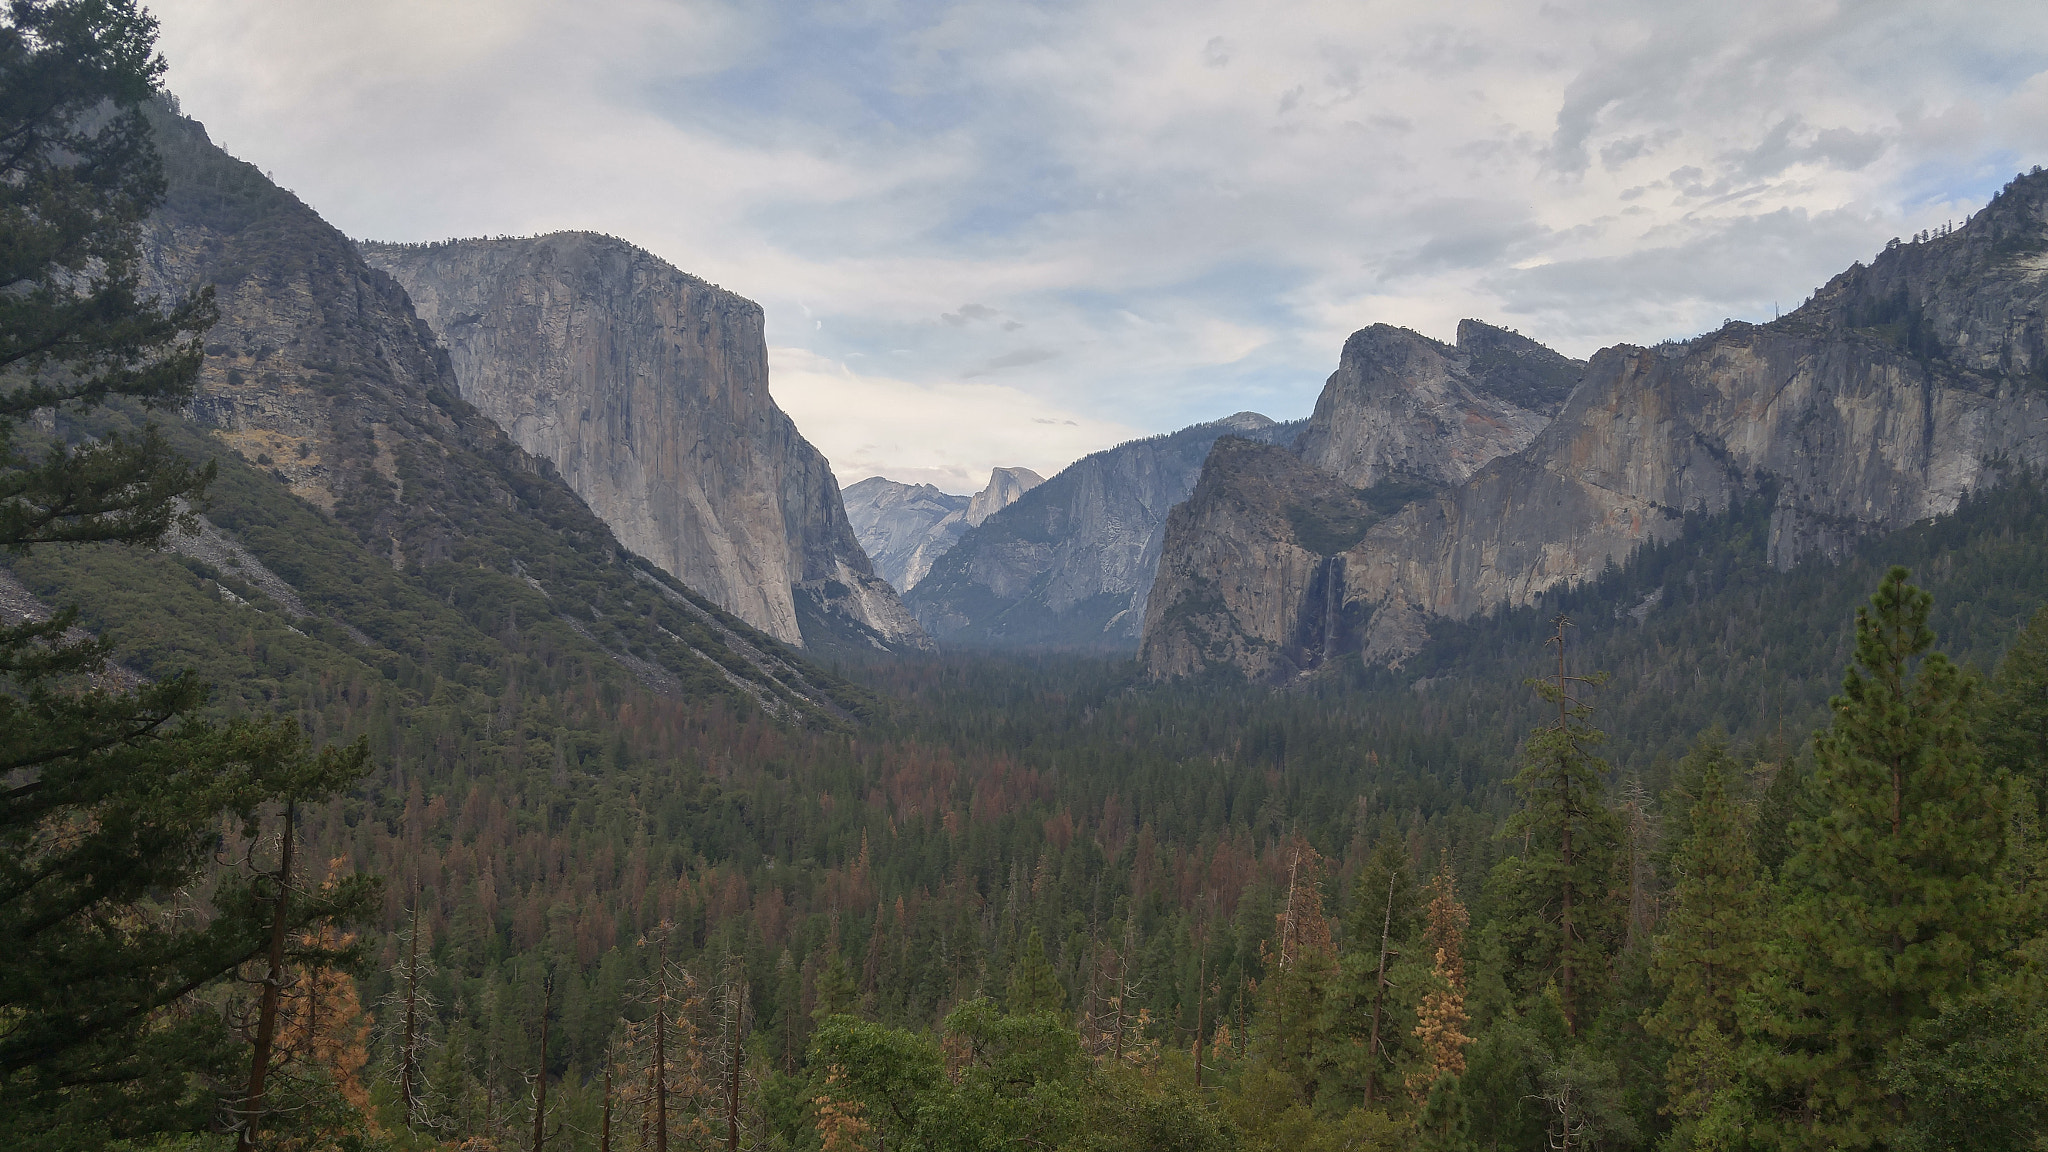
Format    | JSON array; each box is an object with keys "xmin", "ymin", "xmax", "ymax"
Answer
[
  {"xmin": 1141, "ymin": 170, "xmax": 2048, "ymax": 680},
  {"xmin": 358, "ymin": 235, "xmax": 928, "ymax": 654},
  {"xmin": 906, "ymin": 412, "xmax": 1304, "ymax": 650},
  {"xmin": 844, "ymin": 467, "xmax": 1044, "ymax": 594}
]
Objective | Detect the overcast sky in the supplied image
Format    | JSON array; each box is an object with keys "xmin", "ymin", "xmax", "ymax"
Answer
[{"xmin": 151, "ymin": 0, "xmax": 2048, "ymax": 492}]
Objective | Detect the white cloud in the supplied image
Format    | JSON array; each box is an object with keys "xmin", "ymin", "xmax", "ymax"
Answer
[
  {"xmin": 147, "ymin": 0, "xmax": 2048, "ymax": 483},
  {"xmin": 767, "ymin": 348, "xmax": 1140, "ymax": 494}
]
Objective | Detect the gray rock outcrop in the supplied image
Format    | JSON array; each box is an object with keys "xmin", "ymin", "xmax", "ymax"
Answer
[
  {"xmin": 906, "ymin": 412, "xmax": 1303, "ymax": 650},
  {"xmin": 359, "ymin": 234, "xmax": 928, "ymax": 652},
  {"xmin": 967, "ymin": 467, "xmax": 1045, "ymax": 525},
  {"xmin": 1142, "ymin": 171, "xmax": 2048, "ymax": 679},
  {"xmin": 844, "ymin": 467, "xmax": 1043, "ymax": 594},
  {"xmin": 1138, "ymin": 437, "xmax": 1382, "ymax": 679},
  {"xmin": 1294, "ymin": 319, "xmax": 1581, "ymax": 488},
  {"xmin": 131, "ymin": 105, "xmax": 859, "ymax": 717}
]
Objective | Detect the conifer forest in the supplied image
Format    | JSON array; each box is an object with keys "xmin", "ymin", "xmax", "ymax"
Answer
[{"xmin": 4, "ymin": 3, "xmax": 2047, "ymax": 1151}]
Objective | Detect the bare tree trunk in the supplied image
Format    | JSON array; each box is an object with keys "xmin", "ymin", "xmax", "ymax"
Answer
[
  {"xmin": 400, "ymin": 896, "xmax": 422, "ymax": 1122},
  {"xmin": 725, "ymin": 983, "xmax": 742, "ymax": 1152},
  {"xmin": 1192, "ymin": 945, "xmax": 1206, "ymax": 1092},
  {"xmin": 235, "ymin": 801, "xmax": 296, "ymax": 1152},
  {"xmin": 532, "ymin": 970, "xmax": 553, "ymax": 1151},
  {"xmin": 1364, "ymin": 871, "xmax": 1396, "ymax": 1107},
  {"xmin": 654, "ymin": 998, "xmax": 669, "ymax": 1152}
]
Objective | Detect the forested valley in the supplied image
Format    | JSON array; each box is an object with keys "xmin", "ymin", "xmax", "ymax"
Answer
[{"xmin": 5, "ymin": 3, "xmax": 2048, "ymax": 1152}]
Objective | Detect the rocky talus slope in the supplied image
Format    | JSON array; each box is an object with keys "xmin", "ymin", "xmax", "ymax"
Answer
[
  {"xmin": 120, "ymin": 105, "xmax": 863, "ymax": 719},
  {"xmin": 1144, "ymin": 171, "xmax": 2048, "ymax": 679},
  {"xmin": 359, "ymin": 234, "xmax": 926, "ymax": 654},
  {"xmin": 844, "ymin": 467, "xmax": 1043, "ymax": 594},
  {"xmin": 906, "ymin": 413, "xmax": 1302, "ymax": 650}
]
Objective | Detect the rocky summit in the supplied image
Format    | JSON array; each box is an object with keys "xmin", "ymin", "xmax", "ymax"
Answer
[
  {"xmin": 1293, "ymin": 319, "xmax": 1582, "ymax": 489},
  {"xmin": 360, "ymin": 234, "xmax": 927, "ymax": 653},
  {"xmin": 1141, "ymin": 171, "xmax": 2048, "ymax": 680},
  {"xmin": 906, "ymin": 412, "xmax": 1303, "ymax": 650},
  {"xmin": 844, "ymin": 467, "xmax": 1043, "ymax": 594}
]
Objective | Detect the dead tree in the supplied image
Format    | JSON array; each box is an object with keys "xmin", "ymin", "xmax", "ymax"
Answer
[
  {"xmin": 1363, "ymin": 870, "xmax": 1400, "ymax": 1107},
  {"xmin": 384, "ymin": 890, "xmax": 440, "ymax": 1130},
  {"xmin": 528, "ymin": 968, "xmax": 556, "ymax": 1151}
]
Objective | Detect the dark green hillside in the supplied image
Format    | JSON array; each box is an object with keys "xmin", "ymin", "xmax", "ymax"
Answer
[{"xmin": 6, "ymin": 404, "xmax": 872, "ymax": 730}]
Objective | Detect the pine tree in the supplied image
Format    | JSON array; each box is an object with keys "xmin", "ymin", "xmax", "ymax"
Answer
[
  {"xmin": 1643, "ymin": 749, "xmax": 1764, "ymax": 1134},
  {"xmin": 813, "ymin": 949, "xmax": 859, "ymax": 1021},
  {"xmin": 1006, "ymin": 928, "xmax": 1065, "ymax": 1018},
  {"xmin": 0, "ymin": 6, "xmax": 370, "ymax": 1142},
  {"xmin": 1750, "ymin": 567, "xmax": 2025, "ymax": 1148},
  {"xmin": 1982, "ymin": 604, "xmax": 2048, "ymax": 812},
  {"xmin": 1488, "ymin": 617, "xmax": 1625, "ymax": 1036},
  {"xmin": 1350, "ymin": 838, "xmax": 1413, "ymax": 1107},
  {"xmin": 1414, "ymin": 1074, "xmax": 1475, "ymax": 1152}
]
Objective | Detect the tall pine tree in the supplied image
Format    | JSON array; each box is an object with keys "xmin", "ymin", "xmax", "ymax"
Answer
[
  {"xmin": 1488, "ymin": 617, "xmax": 1625, "ymax": 1037},
  {"xmin": 1749, "ymin": 567, "xmax": 2025, "ymax": 1149},
  {"xmin": 1644, "ymin": 744, "xmax": 1765, "ymax": 1142}
]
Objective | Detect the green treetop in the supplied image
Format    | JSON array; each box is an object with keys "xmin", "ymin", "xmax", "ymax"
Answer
[
  {"xmin": 1750, "ymin": 567, "xmax": 2025, "ymax": 1149},
  {"xmin": 1644, "ymin": 741, "xmax": 1766, "ymax": 1139},
  {"xmin": 1982, "ymin": 604, "xmax": 2048, "ymax": 813},
  {"xmin": 1006, "ymin": 928, "xmax": 1066, "ymax": 1018},
  {"xmin": 1488, "ymin": 617, "xmax": 1625, "ymax": 1037}
]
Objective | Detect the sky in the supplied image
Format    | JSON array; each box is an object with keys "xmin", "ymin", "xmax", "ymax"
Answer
[{"xmin": 149, "ymin": 0, "xmax": 2048, "ymax": 493}]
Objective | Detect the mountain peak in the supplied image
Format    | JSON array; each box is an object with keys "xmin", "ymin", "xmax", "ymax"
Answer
[{"xmin": 966, "ymin": 466, "xmax": 1046, "ymax": 527}]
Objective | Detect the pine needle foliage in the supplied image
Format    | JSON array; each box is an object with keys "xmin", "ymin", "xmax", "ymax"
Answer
[
  {"xmin": 1643, "ymin": 742, "xmax": 1765, "ymax": 1133},
  {"xmin": 1490, "ymin": 618, "xmax": 1626, "ymax": 1037},
  {"xmin": 1749, "ymin": 567, "xmax": 2026, "ymax": 1149}
]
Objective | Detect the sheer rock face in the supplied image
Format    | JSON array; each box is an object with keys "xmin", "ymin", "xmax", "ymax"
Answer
[
  {"xmin": 966, "ymin": 467, "xmax": 1045, "ymax": 526},
  {"xmin": 906, "ymin": 412, "xmax": 1303, "ymax": 650},
  {"xmin": 1138, "ymin": 438, "xmax": 1376, "ymax": 680},
  {"xmin": 1142, "ymin": 171, "xmax": 2048, "ymax": 679},
  {"xmin": 844, "ymin": 467, "xmax": 1043, "ymax": 594},
  {"xmin": 359, "ymin": 234, "xmax": 927, "ymax": 652},
  {"xmin": 1294, "ymin": 319, "xmax": 1582, "ymax": 489},
  {"xmin": 130, "ymin": 108, "xmax": 857, "ymax": 716},
  {"xmin": 842, "ymin": 479, "xmax": 969, "ymax": 593}
]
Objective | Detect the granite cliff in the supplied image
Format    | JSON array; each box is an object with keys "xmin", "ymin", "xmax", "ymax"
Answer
[
  {"xmin": 359, "ymin": 235, "xmax": 926, "ymax": 653},
  {"xmin": 1293, "ymin": 319, "xmax": 1581, "ymax": 488},
  {"xmin": 1143, "ymin": 171, "xmax": 2048, "ymax": 679},
  {"xmin": 907, "ymin": 413, "xmax": 1303, "ymax": 650},
  {"xmin": 843, "ymin": 467, "xmax": 1043, "ymax": 594},
  {"xmin": 123, "ymin": 105, "xmax": 862, "ymax": 719}
]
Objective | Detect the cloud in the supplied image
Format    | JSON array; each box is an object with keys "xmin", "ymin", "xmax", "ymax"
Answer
[
  {"xmin": 941, "ymin": 302, "xmax": 1001, "ymax": 325},
  {"xmin": 965, "ymin": 347, "xmax": 1059, "ymax": 376},
  {"xmin": 148, "ymin": 0, "xmax": 2048, "ymax": 479},
  {"xmin": 767, "ymin": 347, "xmax": 1137, "ymax": 493}
]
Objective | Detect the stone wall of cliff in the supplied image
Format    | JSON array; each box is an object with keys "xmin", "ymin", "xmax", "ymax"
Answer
[
  {"xmin": 1138, "ymin": 438, "xmax": 1378, "ymax": 679},
  {"xmin": 844, "ymin": 467, "xmax": 1043, "ymax": 594},
  {"xmin": 1143, "ymin": 171, "xmax": 2048, "ymax": 679},
  {"xmin": 1294, "ymin": 320, "xmax": 1582, "ymax": 489},
  {"xmin": 907, "ymin": 413, "xmax": 1302, "ymax": 650},
  {"xmin": 133, "ymin": 106, "xmax": 860, "ymax": 716},
  {"xmin": 359, "ymin": 235, "xmax": 926, "ymax": 652}
]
